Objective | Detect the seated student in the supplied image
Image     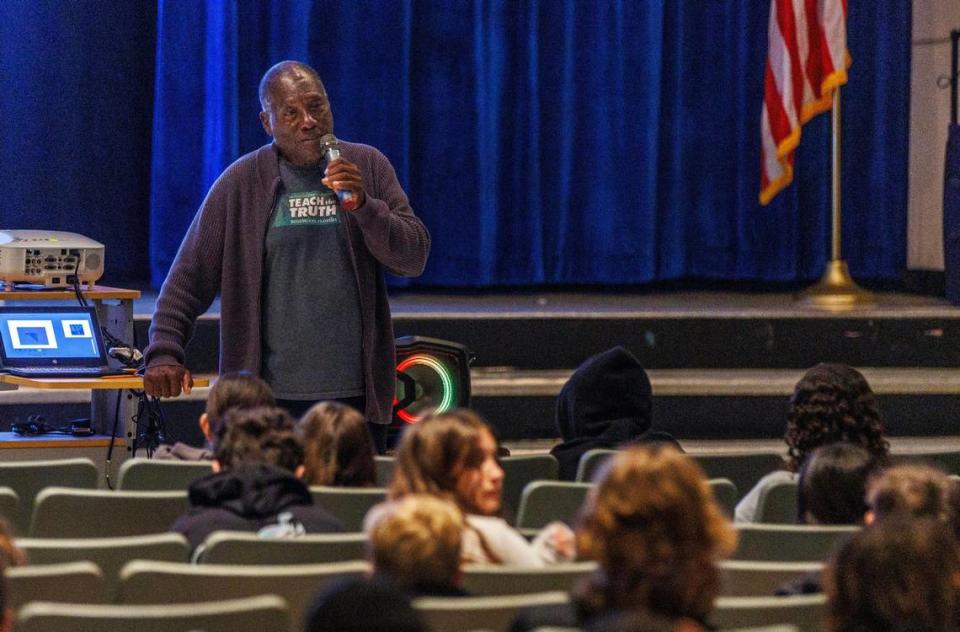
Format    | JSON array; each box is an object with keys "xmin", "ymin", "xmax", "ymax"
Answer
[
  {"xmin": 170, "ymin": 406, "xmax": 343, "ymax": 552},
  {"xmin": 366, "ymin": 494, "xmax": 467, "ymax": 596},
  {"xmin": 798, "ymin": 442, "xmax": 878, "ymax": 525},
  {"xmin": 303, "ymin": 577, "xmax": 427, "ymax": 632},
  {"xmin": 298, "ymin": 401, "xmax": 377, "ymax": 487},
  {"xmin": 736, "ymin": 363, "xmax": 890, "ymax": 522},
  {"xmin": 379, "ymin": 408, "xmax": 574, "ymax": 566},
  {"xmin": 155, "ymin": 371, "xmax": 275, "ymax": 461},
  {"xmin": 865, "ymin": 463, "xmax": 960, "ymax": 536},
  {"xmin": 550, "ymin": 346, "xmax": 680, "ymax": 481},
  {"xmin": 826, "ymin": 517, "xmax": 960, "ymax": 632}
]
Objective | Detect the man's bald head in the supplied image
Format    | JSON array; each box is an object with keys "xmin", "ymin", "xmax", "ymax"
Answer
[{"xmin": 259, "ymin": 61, "xmax": 325, "ymax": 110}]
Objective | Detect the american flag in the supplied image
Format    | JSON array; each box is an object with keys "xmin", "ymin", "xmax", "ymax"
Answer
[{"xmin": 759, "ymin": 0, "xmax": 850, "ymax": 205}]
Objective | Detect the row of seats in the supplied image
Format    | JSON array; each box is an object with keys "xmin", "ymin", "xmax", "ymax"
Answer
[{"xmin": 5, "ymin": 552, "xmax": 826, "ymax": 631}]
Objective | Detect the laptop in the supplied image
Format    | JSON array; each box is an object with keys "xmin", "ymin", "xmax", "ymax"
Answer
[{"xmin": 0, "ymin": 306, "xmax": 127, "ymax": 378}]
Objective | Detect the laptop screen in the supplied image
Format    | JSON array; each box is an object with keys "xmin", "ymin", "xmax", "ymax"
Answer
[{"xmin": 0, "ymin": 306, "xmax": 108, "ymax": 367}]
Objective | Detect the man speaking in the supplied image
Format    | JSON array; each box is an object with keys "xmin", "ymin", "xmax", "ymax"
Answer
[{"xmin": 144, "ymin": 61, "xmax": 429, "ymax": 449}]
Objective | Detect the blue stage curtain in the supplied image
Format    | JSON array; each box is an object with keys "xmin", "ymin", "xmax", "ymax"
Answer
[
  {"xmin": 0, "ymin": 1, "xmax": 156, "ymax": 282},
  {"xmin": 147, "ymin": 0, "xmax": 910, "ymax": 288}
]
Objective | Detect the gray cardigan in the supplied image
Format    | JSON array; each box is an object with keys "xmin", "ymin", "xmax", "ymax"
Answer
[{"xmin": 145, "ymin": 142, "xmax": 430, "ymax": 424}]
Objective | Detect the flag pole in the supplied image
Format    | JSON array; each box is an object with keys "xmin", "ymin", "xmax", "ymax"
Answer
[{"xmin": 796, "ymin": 86, "xmax": 874, "ymax": 309}]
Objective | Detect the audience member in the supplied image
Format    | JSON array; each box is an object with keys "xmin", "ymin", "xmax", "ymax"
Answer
[
  {"xmin": 798, "ymin": 442, "xmax": 878, "ymax": 524},
  {"xmin": 170, "ymin": 405, "xmax": 343, "ymax": 551},
  {"xmin": 550, "ymin": 346, "xmax": 680, "ymax": 480},
  {"xmin": 736, "ymin": 363, "xmax": 889, "ymax": 522},
  {"xmin": 367, "ymin": 494, "xmax": 467, "ymax": 596},
  {"xmin": 0, "ymin": 518, "xmax": 25, "ymax": 568},
  {"xmin": 381, "ymin": 408, "xmax": 573, "ymax": 566},
  {"xmin": 866, "ymin": 463, "xmax": 960, "ymax": 536},
  {"xmin": 826, "ymin": 517, "xmax": 960, "ymax": 632},
  {"xmin": 303, "ymin": 577, "xmax": 427, "ymax": 632},
  {"xmin": 155, "ymin": 371, "xmax": 275, "ymax": 461},
  {"xmin": 573, "ymin": 445, "xmax": 737, "ymax": 628},
  {"xmin": 298, "ymin": 401, "xmax": 377, "ymax": 487}
]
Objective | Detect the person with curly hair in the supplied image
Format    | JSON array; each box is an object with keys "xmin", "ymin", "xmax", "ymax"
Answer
[
  {"xmin": 298, "ymin": 401, "xmax": 377, "ymax": 487},
  {"xmin": 735, "ymin": 363, "xmax": 889, "ymax": 523}
]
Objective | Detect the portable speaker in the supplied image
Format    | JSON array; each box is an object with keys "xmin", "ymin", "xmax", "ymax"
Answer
[{"xmin": 393, "ymin": 336, "xmax": 473, "ymax": 424}]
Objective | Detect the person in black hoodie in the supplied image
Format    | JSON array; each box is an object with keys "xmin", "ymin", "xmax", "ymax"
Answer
[
  {"xmin": 550, "ymin": 346, "xmax": 678, "ymax": 480},
  {"xmin": 170, "ymin": 405, "xmax": 344, "ymax": 552}
]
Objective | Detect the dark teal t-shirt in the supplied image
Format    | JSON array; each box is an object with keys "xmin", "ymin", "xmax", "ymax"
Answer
[{"xmin": 260, "ymin": 159, "xmax": 364, "ymax": 400}]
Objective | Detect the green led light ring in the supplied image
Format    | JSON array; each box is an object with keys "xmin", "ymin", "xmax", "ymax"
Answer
[{"xmin": 396, "ymin": 354, "xmax": 456, "ymax": 422}]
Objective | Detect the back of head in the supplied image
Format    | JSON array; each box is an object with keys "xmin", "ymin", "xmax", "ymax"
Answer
[
  {"xmin": 799, "ymin": 442, "xmax": 878, "ymax": 524},
  {"xmin": 556, "ymin": 346, "xmax": 652, "ymax": 442},
  {"xmin": 389, "ymin": 409, "xmax": 490, "ymax": 503},
  {"xmin": 826, "ymin": 517, "xmax": 960, "ymax": 632},
  {"xmin": 785, "ymin": 363, "xmax": 888, "ymax": 468},
  {"xmin": 866, "ymin": 463, "xmax": 960, "ymax": 532},
  {"xmin": 303, "ymin": 577, "xmax": 426, "ymax": 632},
  {"xmin": 367, "ymin": 494, "xmax": 465, "ymax": 593},
  {"xmin": 299, "ymin": 401, "xmax": 375, "ymax": 487},
  {"xmin": 575, "ymin": 445, "xmax": 737, "ymax": 621},
  {"xmin": 205, "ymin": 371, "xmax": 275, "ymax": 435},
  {"xmin": 214, "ymin": 405, "xmax": 303, "ymax": 473}
]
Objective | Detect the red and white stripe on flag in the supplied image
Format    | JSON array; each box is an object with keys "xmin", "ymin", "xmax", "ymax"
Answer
[{"xmin": 759, "ymin": 0, "xmax": 850, "ymax": 205}]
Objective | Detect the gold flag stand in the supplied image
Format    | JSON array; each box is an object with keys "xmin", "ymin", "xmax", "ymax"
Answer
[{"xmin": 796, "ymin": 87, "xmax": 874, "ymax": 310}]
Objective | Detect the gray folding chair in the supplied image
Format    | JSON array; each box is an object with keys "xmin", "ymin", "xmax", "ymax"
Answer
[
  {"xmin": 897, "ymin": 450, "xmax": 960, "ymax": 475},
  {"xmin": 414, "ymin": 591, "xmax": 570, "ymax": 632},
  {"xmin": 575, "ymin": 449, "xmax": 617, "ymax": 482},
  {"xmin": 195, "ymin": 531, "xmax": 368, "ymax": 564},
  {"xmin": 733, "ymin": 524, "xmax": 858, "ymax": 562},
  {"xmin": 755, "ymin": 479, "xmax": 799, "ymax": 524},
  {"xmin": 712, "ymin": 594, "xmax": 828, "ymax": 632},
  {"xmin": 116, "ymin": 458, "xmax": 213, "ymax": 490},
  {"xmin": 16, "ymin": 595, "xmax": 289, "ymax": 632},
  {"xmin": 5, "ymin": 561, "xmax": 105, "ymax": 610},
  {"xmin": 309, "ymin": 486, "xmax": 387, "ymax": 531},
  {"xmin": 29, "ymin": 488, "xmax": 189, "ymax": 538},
  {"xmin": 710, "ymin": 478, "xmax": 739, "ymax": 517},
  {"xmin": 119, "ymin": 559, "xmax": 368, "ymax": 632},
  {"xmin": 719, "ymin": 560, "xmax": 823, "ymax": 596},
  {"xmin": 516, "ymin": 481, "xmax": 593, "ymax": 529},
  {"xmin": 462, "ymin": 562, "xmax": 596, "ymax": 596},
  {"xmin": 694, "ymin": 453, "xmax": 786, "ymax": 503},
  {"xmin": 0, "ymin": 458, "xmax": 97, "ymax": 533},
  {"xmin": 17, "ymin": 533, "xmax": 190, "ymax": 601},
  {"xmin": 500, "ymin": 455, "xmax": 560, "ymax": 522},
  {"xmin": 375, "ymin": 455, "xmax": 395, "ymax": 486}
]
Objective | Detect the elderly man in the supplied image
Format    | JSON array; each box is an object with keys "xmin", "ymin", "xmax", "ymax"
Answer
[{"xmin": 144, "ymin": 61, "xmax": 429, "ymax": 449}]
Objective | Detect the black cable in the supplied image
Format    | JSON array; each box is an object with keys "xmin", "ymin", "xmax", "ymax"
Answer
[{"xmin": 104, "ymin": 388, "xmax": 123, "ymax": 490}]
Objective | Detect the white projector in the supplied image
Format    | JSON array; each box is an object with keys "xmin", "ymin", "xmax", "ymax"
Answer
[{"xmin": 0, "ymin": 230, "xmax": 105, "ymax": 289}]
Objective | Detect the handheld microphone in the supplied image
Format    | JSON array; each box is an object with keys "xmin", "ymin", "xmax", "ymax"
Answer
[
  {"xmin": 108, "ymin": 346, "xmax": 143, "ymax": 368},
  {"xmin": 319, "ymin": 133, "xmax": 358, "ymax": 210}
]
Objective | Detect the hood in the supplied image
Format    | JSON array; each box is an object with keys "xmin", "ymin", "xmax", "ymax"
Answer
[
  {"xmin": 555, "ymin": 346, "xmax": 652, "ymax": 442},
  {"xmin": 187, "ymin": 463, "xmax": 313, "ymax": 519}
]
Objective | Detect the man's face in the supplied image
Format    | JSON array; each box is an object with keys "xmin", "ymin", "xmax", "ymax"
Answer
[{"xmin": 259, "ymin": 70, "xmax": 334, "ymax": 167}]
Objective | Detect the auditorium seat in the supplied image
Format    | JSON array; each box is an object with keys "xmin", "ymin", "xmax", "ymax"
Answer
[
  {"xmin": 374, "ymin": 455, "xmax": 395, "ymax": 486},
  {"xmin": 755, "ymin": 479, "xmax": 799, "ymax": 524},
  {"xmin": 897, "ymin": 449, "xmax": 960, "ymax": 475},
  {"xmin": 719, "ymin": 560, "xmax": 823, "ymax": 596},
  {"xmin": 574, "ymin": 448, "xmax": 617, "ymax": 482},
  {"xmin": 515, "ymin": 481, "xmax": 592, "ymax": 529},
  {"xmin": 461, "ymin": 561, "xmax": 596, "ymax": 596},
  {"xmin": 710, "ymin": 478, "xmax": 739, "ymax": 517},
  {"xmin": 5, "ymin": 561, "xmax": 105, "ymax": 610},
  {"xmin": 195, "ymin": 531, "xmax": 368, "ymax": 565},
  {"xmin": 414, "ymin": 591, "xmax": 570, "ymax": 632},
  {"xmin": 732, "ymin": 524, "xmax": 858, "ymax": 562},
  {"xmin": 16, "ymin": 533, "xmax": 190, "ymax": 601},
  {"xmin": 16, "ymin": 595, "xmax": 289, "ymax": 632},
  {"xmin": 116, "ymin": 458, "xmax": 213, "ymax": 490},
  {"xmin": 0, "ymin": 459, "xmax": 97, "ymax": 533},
  {"xmin": 712, "ymin": 594, "xmax": 827, "ymax": 631},
  {"xmin": 500, "ymin": 455, "xmax": 560, "ymax": 523},
  {"xmin": 118, "ymin": 560, "xmax": 367, "ymax": 632},
  {"xmin": 309, "ymin": 486, "xmax": 387, "ymax": 531},
  {"xmin": 28, "ymin": 488, "xmax": 189, "ymax": 538}
]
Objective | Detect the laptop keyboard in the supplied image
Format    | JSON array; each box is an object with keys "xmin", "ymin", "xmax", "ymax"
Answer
[{"xmin": 6, "ymin": 366, "xmax": 122, "ymax": 378}]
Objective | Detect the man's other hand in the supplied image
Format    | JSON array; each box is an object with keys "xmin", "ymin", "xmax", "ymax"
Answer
[{"xmin": 144, "ymin": 365, "xmax": 193, "ymax": 398}]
